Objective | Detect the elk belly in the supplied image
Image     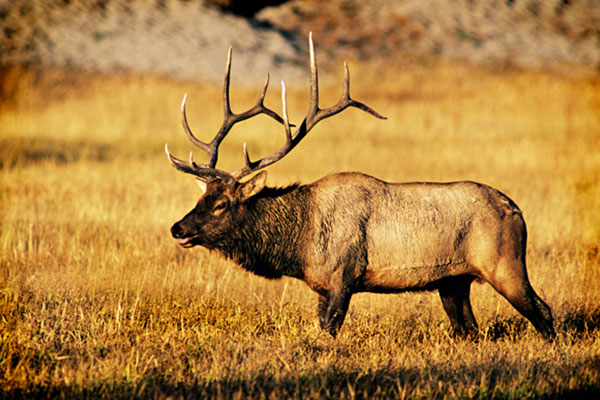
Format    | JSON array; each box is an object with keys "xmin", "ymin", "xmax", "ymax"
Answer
[
  {"xmin": 361, "ymin": 260, "xmax": 471, "ymax": 293},
  {"xmin": 363, "ymin": 211, "xmax": 471, "ymax": 293}
]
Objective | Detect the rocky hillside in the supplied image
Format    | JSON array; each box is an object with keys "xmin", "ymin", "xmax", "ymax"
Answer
[
  {"xmin": 0, "ymin": 0, "xmax": 598, "ymax": 83},
  {"xmin": 258, "ymin": 0, "xmax": 599, "ymax": 69},
  {"xmin": 0, "ymin": 0, "xmax": 309, "ymax": 83}
]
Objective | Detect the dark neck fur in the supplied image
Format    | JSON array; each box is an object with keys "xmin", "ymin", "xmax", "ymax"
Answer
[{"xmin": 215, "ymin": 184, "xmax": 310, "ymax": 280}]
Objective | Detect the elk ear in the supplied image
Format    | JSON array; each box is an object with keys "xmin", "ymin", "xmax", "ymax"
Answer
[
  {"xmin": 196, "ymin": 179, "xmax": 207, "ymax": 195},
  {"xmin": 238, "ymin": 171, "xmax": 267, "ymax": 201}
]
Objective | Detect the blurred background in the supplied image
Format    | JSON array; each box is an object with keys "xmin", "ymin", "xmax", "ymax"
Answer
[{"xmin": 1, "ymin": 0, "xmax": 599, "ymax": 84}]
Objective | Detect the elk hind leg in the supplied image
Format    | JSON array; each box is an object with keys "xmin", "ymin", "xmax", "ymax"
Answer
[
  {"xmin": 438, "ymin": 276, "xmax": 478, "ymax": 338},
  {"xmin": 488, "ymin": 259, "xmax": 555, "ymax": 340}
]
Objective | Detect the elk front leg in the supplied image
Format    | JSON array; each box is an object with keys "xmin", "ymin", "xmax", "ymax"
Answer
[
  {"xmin": 318, "ymin": 291, "xmax": 352, "ymax": 338},
  {"xmin": 317, "ymin": 294, "xmax": 328, "ymax": 330},
  {"xmin": 317, "ymin": 266, "xmax": 355, "ymax": 337}
]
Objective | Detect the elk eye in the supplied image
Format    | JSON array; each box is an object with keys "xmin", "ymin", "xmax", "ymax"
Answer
[{"xmin": 212, "ymin": 200, "xmax": 228, "ymax": 215}]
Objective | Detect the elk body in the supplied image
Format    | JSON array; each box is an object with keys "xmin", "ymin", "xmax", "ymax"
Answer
[{"xmin": 166, "ymin": 34, "xmax": 555, "ymax": 340}]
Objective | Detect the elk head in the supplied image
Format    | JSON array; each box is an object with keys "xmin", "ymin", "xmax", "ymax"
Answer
[{"xmin": 166, "ymin": 33, "xmax": 385, "ymax": 248}]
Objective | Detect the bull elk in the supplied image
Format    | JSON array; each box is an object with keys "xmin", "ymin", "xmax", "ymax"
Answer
[{"xmin": 165, "ymin": 34, "xmax": 555, "ymax": 340}]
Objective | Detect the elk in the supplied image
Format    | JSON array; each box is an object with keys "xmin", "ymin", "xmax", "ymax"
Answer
[{"xmin": 165, "ymin": 34, "xmax": 555, "ymax": 340}]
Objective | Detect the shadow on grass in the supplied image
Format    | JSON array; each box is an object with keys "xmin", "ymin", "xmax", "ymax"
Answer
[
  {"xmin": 2, "ymin": 310, "xmax": 599, "ymax": 399},
  {"xmin": 479, "ymin": 305, "xmax": 600, "ymax": 342},
  {"xmin": 559, "ymin": 305, "xmax": 600, "ymax": 339},
  {"xmin": 2, "ymin": 357, "xmax": 599, "ymax": 400}
]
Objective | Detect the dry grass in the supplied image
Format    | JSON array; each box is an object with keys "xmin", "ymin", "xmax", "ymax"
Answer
[{"xmin": 1, "ymin": 61, "xmax": 599, "ymax": 399}]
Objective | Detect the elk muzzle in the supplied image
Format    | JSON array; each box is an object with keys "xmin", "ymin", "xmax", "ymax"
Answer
[{"xmin": 170, "ymin": 221, "xmax": 200, "ymax": 248}]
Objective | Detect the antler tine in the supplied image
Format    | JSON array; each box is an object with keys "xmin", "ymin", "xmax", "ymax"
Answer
[
  {"xmin": 257, "ymin": 74, "xmax": 292, "ymax": 125},
  {"xmin": 307, "ymin": 31, "xmax": 319, "ymax": 124},
  {"xmin": 168, "ymin": 33, "xmax": 385, "ymax": 183},
  {"xmin": 234, "ymin": 34, "xmax": 318, "ymax": 180},
  {"xmin": 231, "ymin": 32, "xmax": 386, "ymax": 181},
  {"xmin": 281, "ymin": 80, "xmax": 293, "ymax": 143},
  {"xmin": 223, "ymin": 45, "xmax": 234, "ymax": 116},
  {"xmin": 181, "ymin": 94, "xmax": 211, "ymax": 152},
  {"xmin": 173, "ymin": 46, "xmax": 237, "ymax": 172},
  {"xmin": 304, "ymin": 35, "xmax": 386, "ymax": 134},
  {"xmin": 233, "ymin": 81, "xmax": 294, "ymax": 180},
  {"xmin": 164, "ymin": 144, "xmax": 233, "ymax": 182},
  {"xmin": 167, "ymin": 43, "xmax": 291, "ymax": 182},
  {"xmin": 207, "ymin": 46, "xmax": 289, "ymax": 168},
  {"xmin": 339, "ymin": 61, "xmax": 387, "ymax": 120}
]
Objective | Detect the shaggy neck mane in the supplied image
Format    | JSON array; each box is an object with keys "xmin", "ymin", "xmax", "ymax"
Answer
[{"xmin": 216, "ymin": 184, "xmax": 310, "ymax": 279}]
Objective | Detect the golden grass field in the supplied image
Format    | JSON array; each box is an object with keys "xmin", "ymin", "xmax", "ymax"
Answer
[{"xmin": 1, "ymin": 60, "xmax": 599, "ymax": 398}]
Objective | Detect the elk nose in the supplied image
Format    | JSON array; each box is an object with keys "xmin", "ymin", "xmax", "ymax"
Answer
[{"xmin": 170, "ymin": 223, "xmax": 184, "ymax": 239}]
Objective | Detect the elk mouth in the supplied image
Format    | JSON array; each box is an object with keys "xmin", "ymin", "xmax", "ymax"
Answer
[{"xmin": 178, "ymin": 235, "xmax": 201, "ymax": 248}]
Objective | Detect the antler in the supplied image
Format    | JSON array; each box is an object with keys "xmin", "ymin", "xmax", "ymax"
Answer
[
  {"xmin": 231, "ymin": 32, "xmax": 386, "ymax": 180},
  {"xmin": 166, "ymin": 33, "xmax": 386, "ymax": 183},
  {"xmin": 165, "ymin": 45, "xmax": 286, "ymax": 183}
]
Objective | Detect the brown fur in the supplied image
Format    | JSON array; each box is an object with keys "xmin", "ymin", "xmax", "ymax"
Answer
[{"xmin": 171, "ymin": 171, "xmax": 555, "ymax": 339}]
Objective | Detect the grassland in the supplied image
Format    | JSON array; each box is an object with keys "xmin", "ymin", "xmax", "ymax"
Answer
[{"xmin": 1, "ymin": 61, "xmax": 599, "ymax": 399}]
